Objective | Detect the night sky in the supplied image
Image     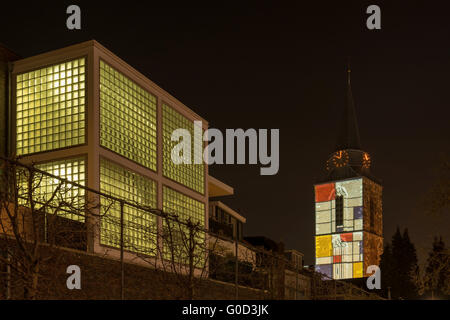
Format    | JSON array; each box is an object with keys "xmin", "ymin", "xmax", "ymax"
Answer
[{"xmin": 2, "ymin": 1, "xmax": 449, "ymax": 264}]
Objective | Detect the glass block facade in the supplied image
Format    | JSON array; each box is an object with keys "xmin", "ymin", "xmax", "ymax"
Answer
[
  {"xmin": 100, "ymin": 60, "xmax": 157, "ymax": 171},
  {"xmin": 163, "ymin": 186, "xmax": 205, "ymax": 226},
  {"xmin": 162, "ymin": 186, "xmax": 205, "ymax": 261},
  {"xmin": 100, "ymin": 158, "xmax": 157, "ymax": 255},
  {"xmin": 26, "ymin": 157, "xmax": 86, "ymax": 222},
  {"xmin": 13, "ymin": 51, "xmax": 210, "ymax": 263},
  {"xmin": 16, "ymin": 58, "xmax": 86, "ymax": 155},
  {"xmin": 162, "ymin": 103, "xmax": 204, "ymax": 194}
]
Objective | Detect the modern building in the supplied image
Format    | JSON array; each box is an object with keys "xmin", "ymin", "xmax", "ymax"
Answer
[
  {"xmin": 314, "ymin": 67, "xmax": 383, "ymax": 280},
  {"xmin": 209, "ymin": 200, "xmax": 245, "ymax": 241},
  {"xmin": 208, "ymin": 201, "xmax": 256, "ymax": 265},
  {"xmin": 1, "ymin": 40, "xmax": 234, "ymax": 266}
]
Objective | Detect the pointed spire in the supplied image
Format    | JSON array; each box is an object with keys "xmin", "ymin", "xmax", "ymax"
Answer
[{"xmin": 335, "ymin": 59, "xmax": 361, "ymax": 151}]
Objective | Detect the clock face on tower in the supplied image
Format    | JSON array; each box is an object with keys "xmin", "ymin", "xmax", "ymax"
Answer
[
  {"xmin": 362, "ymin": 152, "xmax": 371, "ymax": 169},
  {"xmin": 327, "ymin": 150, "xmax": 349, "ymax": 170}
]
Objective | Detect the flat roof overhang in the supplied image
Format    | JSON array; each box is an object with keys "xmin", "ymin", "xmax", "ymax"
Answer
[
  {"xmin": 208, "ymin": 175, "xmax": 234, "ymax": 197},
  {"xmin": 209, "ymin": 200, "xmax": 246, "ymax": 223}
]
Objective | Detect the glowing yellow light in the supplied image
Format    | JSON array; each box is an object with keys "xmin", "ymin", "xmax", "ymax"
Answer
[{"xmin": 15, "ymin": 58, "xmax": 86, "ymax": 155}]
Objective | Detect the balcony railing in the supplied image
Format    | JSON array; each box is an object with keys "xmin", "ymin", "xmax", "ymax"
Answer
[{"xmin": 208, "ymin": 218, "xmax": 234, "ymax": 239}]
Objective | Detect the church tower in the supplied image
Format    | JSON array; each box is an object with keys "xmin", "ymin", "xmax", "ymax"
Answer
[{"xmin": 314, "ymin": 65, "xmax": 383, "ymax": 280}]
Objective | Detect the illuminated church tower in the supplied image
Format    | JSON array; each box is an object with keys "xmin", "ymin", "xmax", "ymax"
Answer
[{"xmin": 314, "ymin": 66, "xmax": 383, "ymax": 280}]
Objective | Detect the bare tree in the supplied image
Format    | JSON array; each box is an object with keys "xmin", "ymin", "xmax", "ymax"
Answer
[
  {"xmin": 107, "ymin": 202, "xmax": 221, "ymax": 300},
  {"xmin": 153, "ymin": 213, "xmax": 217, "ymax": 299},
  {"xmin": 207, "ymin": 237, "xmax": 285, "ymax": 300},
  {"xmin": 410, "ymin": 239, "xmax": 450, "ymax": 298},
  {"xmin": 0, "ymin": 157, "xmax": 100, "ymax": 299}
]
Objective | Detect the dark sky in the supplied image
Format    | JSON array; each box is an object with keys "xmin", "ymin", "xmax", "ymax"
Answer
[{"xmin": 2, "ymin": 1, "xmax": 449, "ymax": 264}]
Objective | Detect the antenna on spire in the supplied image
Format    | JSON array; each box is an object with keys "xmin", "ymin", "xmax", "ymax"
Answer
[
  {"xmin": 335, "ymin": 56, "xmax": 361, "ymax": 151},
  {"xmin": 347, "ymin": 56, "xmax": 351, "ymax": 85}
]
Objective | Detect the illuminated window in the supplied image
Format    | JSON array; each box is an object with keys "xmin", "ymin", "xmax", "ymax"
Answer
[
  {"xmin": 26, "ymin": 157, "xmax": 86, "ymax": 222},
  {"xmin": 99, "ymin": 60, "xmax": 157, "ymax": 171},
  {"xmin": 162, "ymin": 104, "xmax": 204, "ymax": 194},
  {"xmin": 316, "ymin": 232, "xmax": 364, "ymax": 280},
  {"xmin": 335, "ymin": 195, "xmax": 344, "ymax": 226},
  {"xmin": 315, "ymin": 179, "xmax": 366, "ymax": 279},
  {"xmin": 315, "ymin": 200, "xmax": 333, "ymax": 235},
  {"xmin": 162, "ymin": 186, "xmax": 205, "ymax": 260},
  {"xmin": 16, "ymin": 58, "xmax": 86, "ymax": 155},
  {"xmin": 100, "ymin": 158, "xmax": 157, "ymax": 255}
]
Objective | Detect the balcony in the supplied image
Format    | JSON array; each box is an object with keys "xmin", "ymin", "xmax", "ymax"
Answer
[{"xmin": 209, "ymin": 218, "xmax": 234, "ymax": 239}]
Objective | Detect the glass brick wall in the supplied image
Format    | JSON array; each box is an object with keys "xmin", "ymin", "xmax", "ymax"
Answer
[
  {"xmin": 162, "ymin": 186, "xmax": 205, "ymax": 261},
  {"xmin": 100, "ymin": 158, "xmax": 157, "ymax": 255},
  {"xmin": 16, "ymin": 58, "xmax": 86, "ymax": 155},
  {"xmin": 163, "ymin": 186, "xmax": 205, "ymax": 226},
  {"xmin": 162, "ymin": 103, "xmax": 204, "ymax": 194},
  {"xmin": 99, "ymin": 60, "xmax": 157, "ymax": 171},
  {"xmin": 25, "ymin": 157, "xmax": 86, "ymax": 222}
]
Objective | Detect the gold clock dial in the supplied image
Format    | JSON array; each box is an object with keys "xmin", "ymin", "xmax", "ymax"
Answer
[
  {"xmin": 362, "ymin": 152, "xmax": 371, "ymax": 168},
  {"xmin": 327, "ymin": 150, "xmax": 349, "ymax": 169}
]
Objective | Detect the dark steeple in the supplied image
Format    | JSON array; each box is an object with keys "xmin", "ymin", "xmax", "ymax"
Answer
[
  {"xmin": 320, "ymin": 62, "xmax": 381, "ymax": 184},
  {"xmin": 335, "ymin": 62, "xmax": 361, "ymax": 151}
]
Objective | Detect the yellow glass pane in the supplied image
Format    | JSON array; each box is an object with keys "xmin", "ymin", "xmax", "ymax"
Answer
[
  {"xmin": 99, "ymin": 158, "xmax": 157, "ymax": 255},
  {"xmin": 162, "ymin": 103, "xmax": 204, "ymax": 194},
  {"xmin": 316, "ymin": 235, "xmax": 332, "ymax": 258},
  {"xmin": 99, "ymin": 60, "xmax": 157, "ymax": 171},
  {"xmin": 19, "ymin": 157, "xmax": 86, "ymax": 222},
  {"xmin": 162, "ymin": 186, "xmax": 205, "ymax": 261},
  {"xmin": 15, "ymin": 58, "xmax": 86, "ymax": 155},
  {"xmin": 353, "ymin": 262, "xmax": 363, "ymax": 278}
]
